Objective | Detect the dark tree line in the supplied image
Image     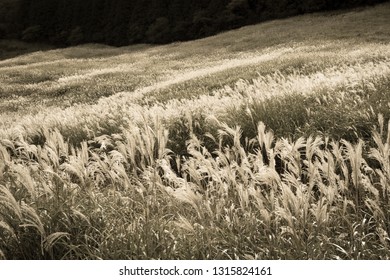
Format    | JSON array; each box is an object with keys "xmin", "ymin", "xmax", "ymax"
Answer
[{"xmin": 0, "ymin": 0, "xmax": 387, "ymax": 46}]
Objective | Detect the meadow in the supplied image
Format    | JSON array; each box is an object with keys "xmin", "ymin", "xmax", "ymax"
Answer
[{"xmin": 0, "ymin": 3, "xmax": 390, "ymax": 259}]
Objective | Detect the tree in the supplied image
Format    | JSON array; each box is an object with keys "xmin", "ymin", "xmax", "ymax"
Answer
[
  {"xmin": 21, "ymin": 25, "xmax": 42, "ymax": 42},
  {"xmin": 0, "ymin": 25, "xmax": 6, "ymax": 39},
  {"xmin": 227, "ymin": 0, "xmax": 250, "ymax": 17},
  {"xmin": 67, "ymin": 26, "xmax": 84, "ymax": 45},
  {"xmin": 12, "ymin": 0, "xmax": 389, "ymax": 46},
  {"xmin": 146, "ymin": 17, "xmax": 171, "ymax": 43},
  {"xmin": 0, "ymin": 0, "xmax": 23, "ymax": 38}
]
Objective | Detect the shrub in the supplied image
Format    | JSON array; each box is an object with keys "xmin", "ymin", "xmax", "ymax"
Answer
[
  {"xmin": 67, "ymin": 27, "xmax": 84, "ymax": 46},
  {"xmin": 146, "ymin": 17, "xmax": 171, "ymax": 43},
  {"xmin": 21, "ymin": 25, "xmax": 42, "ymax": 42}
]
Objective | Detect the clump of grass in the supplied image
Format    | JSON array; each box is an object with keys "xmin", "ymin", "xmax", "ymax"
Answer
[
  {"xmin": 221, "ymin": 62, "xmax": 390, "ymax": 145},
  {"xmin": 1, "ymin": 117, "xmax": 390, "ymax": 259}
]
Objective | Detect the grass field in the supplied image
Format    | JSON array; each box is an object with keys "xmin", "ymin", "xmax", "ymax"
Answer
[{"xmin": 0, "ymin": 2, "xmax": 390, "ymax": 259}]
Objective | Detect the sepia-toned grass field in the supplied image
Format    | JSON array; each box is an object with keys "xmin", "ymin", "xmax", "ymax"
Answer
[{"xmin": 0, "ymin": 2, "xmax": 390, "ymax": 259}]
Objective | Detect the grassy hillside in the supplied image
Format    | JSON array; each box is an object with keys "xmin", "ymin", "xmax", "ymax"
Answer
[{"xmin": 0, "ymin": 3, "xmax": 390, "ymax": 259}]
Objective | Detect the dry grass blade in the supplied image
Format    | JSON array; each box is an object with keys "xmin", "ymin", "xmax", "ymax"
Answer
[
  {"xmin": 0, "ymin": 185, "xmax": 22, "ymax": 220},
  {"xmin": 20, "ymin": 203, "xmax": 45, "ymax": 237},
  {"xmin": 42, "ymin": 232, "xmax": 70, "ymax": 253},
  {"xmin": 0, "ymin": 220, "xmax": 16, "ymax": 237}
]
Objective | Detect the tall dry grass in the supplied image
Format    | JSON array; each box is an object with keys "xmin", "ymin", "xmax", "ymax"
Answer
[
  {"xmin": 1, "ymin": 114, "xmax": 390, "ymax": 259},
  {"xmin": 1, "ymin": 3, "xmax": 389, "ymax": 259}
]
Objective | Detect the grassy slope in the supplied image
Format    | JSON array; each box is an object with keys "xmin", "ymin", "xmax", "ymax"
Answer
[
  {"xmin": 0, "ymin": 9, "xmax": 387, "ymax": 149},
  {"xmin": 0, "ymin": 3, "xmax": 389, "ymax": 138},
  {"xmin": 0, "ymin": 3, "xmax": 390, "ymax": 260}
]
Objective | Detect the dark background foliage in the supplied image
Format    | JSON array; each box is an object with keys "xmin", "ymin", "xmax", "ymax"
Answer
[{"xmin": 0, "ymin": 0, "xmax": 388, "ymax": 46}]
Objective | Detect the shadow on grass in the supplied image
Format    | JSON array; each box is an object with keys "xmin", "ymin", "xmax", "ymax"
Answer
[{"xmin": 0, "ymin": 40, "xmax": 55, "ymax": 61}]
